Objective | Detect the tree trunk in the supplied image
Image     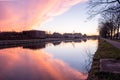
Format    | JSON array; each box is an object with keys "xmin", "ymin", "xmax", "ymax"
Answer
[
  {"xmin": 117, "ymin": 26, "xmax": 120, "ymax": 39},
  {"xmin": 110, "ymin": 30, "xmax": 113, "ymax": 39},
  {"xmin": 113, "ymin": 28, "xmax": 116, "ymax": 39}
]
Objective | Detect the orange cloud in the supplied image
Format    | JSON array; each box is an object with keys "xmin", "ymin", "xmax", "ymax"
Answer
[
  {"xmin": 0, "ymin": 47, "xmax": 87, "ymax": 80},
  {"xmin": 0, "ymin": 0, "xmax": 87, "ymax": 31}
]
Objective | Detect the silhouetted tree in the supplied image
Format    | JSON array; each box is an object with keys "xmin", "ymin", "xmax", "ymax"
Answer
[
  {"xmin": 99, "ymin": 22, "xmax": 110, "ymax": 38},
  {"xmin": 88, "ymin": 0, "xmax": 120, "ymax": 17},
  {"xmin": 88, "ymin": 0, "xmax": 120, "ymax": 39}
]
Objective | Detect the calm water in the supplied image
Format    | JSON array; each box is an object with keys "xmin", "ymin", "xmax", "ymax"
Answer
[{"xmin": 0, "ymin": 39, "xmax": 98, "ymax": 80}]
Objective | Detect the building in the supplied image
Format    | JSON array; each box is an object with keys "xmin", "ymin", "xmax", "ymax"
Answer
[
  {"xmin": 63, "ymin": 33, "xmax": 82, "ymax": 38},
  {"xmin": 23, "ymin": 30, "xmax": 46, "ymax": 39}
]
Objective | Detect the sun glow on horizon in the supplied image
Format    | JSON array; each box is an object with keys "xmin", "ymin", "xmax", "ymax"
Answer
[
  {"xmin": 0, "ymin": 0, "xmax": 98, "ymax": 35},
  {"xmin": 33, "ymin": 1, "xmax": 99, "ymax": 35}
]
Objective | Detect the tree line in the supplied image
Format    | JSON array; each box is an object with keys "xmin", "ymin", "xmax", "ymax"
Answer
[{"xmin": 88, "ymin": 0, "xmax": 120, "ymax": 39}]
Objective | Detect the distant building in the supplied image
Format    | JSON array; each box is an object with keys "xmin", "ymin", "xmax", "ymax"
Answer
[
  {"xmin": 63, "ymin": 33, "xmax": 82, "ymax": 38},
  {"xmin": 23, "ymin": 30, "xmax": 46, "ymax": 39},
  {"xmin": 0, "ymin": 32, "xmax": 21, "ymax": 40}
]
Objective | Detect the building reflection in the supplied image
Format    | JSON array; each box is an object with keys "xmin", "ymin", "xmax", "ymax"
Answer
[
  {"xmin": 0, "ymin": 48, "xmax": 87, "ymax": 80},
  {"xmin": 50, "ymin": 41, "xmax": 61, "ymax": 46},
  {"xmin": 0, "ymin": 38, "xmax": 97, "ymax": 50},
  {"xmin": 23, "ymin": 42, "xmax": 46, "ymax": 50}
]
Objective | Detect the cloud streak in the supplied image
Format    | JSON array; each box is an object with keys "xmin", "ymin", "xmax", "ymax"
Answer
[{"xmin": 0, "ymin": 0, "xmax": 87, "ymax": 31}]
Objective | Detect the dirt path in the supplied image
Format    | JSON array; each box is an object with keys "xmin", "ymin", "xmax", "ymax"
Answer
[{"xmin": 103, "ymin": 38, "xmax": 120, "ymax": 49}]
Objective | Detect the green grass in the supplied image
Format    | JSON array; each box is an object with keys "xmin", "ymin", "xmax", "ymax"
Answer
[{"xmin": 88, "ymin": 39, "xmax": 120, "ymax": 80}]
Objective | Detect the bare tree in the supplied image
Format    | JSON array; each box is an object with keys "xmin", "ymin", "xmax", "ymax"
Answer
[
  {"xmin": 99, "ymin": 21, "xmax": 112, "ymax": 38},
  {"xmin": 88, "ymin": 0, "xmax": 120, "ymax": 17},
  {"xmin": 88, "ymin": 0, "xmax": 120, "ymax": 39},
  {"xmin": 113, "ymin": 12, "xmax": 120, "ymax": 39}
]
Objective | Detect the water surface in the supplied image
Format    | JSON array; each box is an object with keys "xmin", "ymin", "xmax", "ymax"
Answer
[{"xmin": 0, "ymin": 39, "xmax": 98, "ymax": 80}]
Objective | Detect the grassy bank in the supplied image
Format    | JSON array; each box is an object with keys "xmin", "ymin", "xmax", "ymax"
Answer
[
  {"xmin": 88, "ymin": 39, "xmax": 120, "ymax": 80},
  {"xmin": 115, "ymin": 40, "xmax": 120, "ymax": 42}
]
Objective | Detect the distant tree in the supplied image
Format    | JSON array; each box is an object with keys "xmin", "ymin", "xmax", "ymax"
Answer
[
  {"xmin": 83, "ymin": 34, "xmax": 87, "ymax": 38},
  {"xmin": 99, "ymin": 21, "xmax": 113, "ymax": 38},
  {"xmin": 99, "ymin": 10, "xmax": 120, "ymax": 39},
  {"xmin": 113, "ymin": 12, "xmax": 120, "ymax": 39}
]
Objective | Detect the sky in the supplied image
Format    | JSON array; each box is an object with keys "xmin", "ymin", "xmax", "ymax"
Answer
[{"xmin": 0, "ymin": 0, "xmax": 99, "ymax": 35}]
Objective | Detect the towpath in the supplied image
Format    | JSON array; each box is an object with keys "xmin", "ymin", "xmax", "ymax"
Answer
[{"xmin": 103, "ymin": 38, "xmax": 120, "ymax": 49}]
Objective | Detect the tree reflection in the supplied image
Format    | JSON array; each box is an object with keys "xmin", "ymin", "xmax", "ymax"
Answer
[
  {"xmin": 84, "ymin": 48, "xmax": 94, "ymax": 72},
  {"xmin": 0, "ymin": 38, "xmax": 98, "ymax": 50}
]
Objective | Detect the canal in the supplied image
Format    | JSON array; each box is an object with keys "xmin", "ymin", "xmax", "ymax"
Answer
[{"xmin": 0, "ymin": 39, "xmax": 98, "ymax": 80}]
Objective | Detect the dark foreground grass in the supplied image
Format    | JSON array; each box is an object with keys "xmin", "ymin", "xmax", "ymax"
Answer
[
  {"xmin": 88, "ymin": 39, "xmax": 120, "ymax": 80},
  {"xmin": 115, "ymin": 39, "xmax": 120, "ymax": 42}
]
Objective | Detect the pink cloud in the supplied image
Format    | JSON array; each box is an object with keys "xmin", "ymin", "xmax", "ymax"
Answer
[{"xmin": 0, "ymin": 0, "xmax": 87, "ymax": 31}]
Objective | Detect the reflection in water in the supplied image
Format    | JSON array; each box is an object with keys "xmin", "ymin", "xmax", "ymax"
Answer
[
  {"xmin": 51, "ymin": 41, "xmax": 62, "ymax": 46},
  {"xmin": 0, "ymin": 39, "xmax": 98, "ymax": 80},
  {"xmin": 0, "ymin": 38, "xmax": 97, "ymax": 50},
  {"xmin": 0, "ymin": 48, "xmax": 87, "ymax": 80},
  {"xmin": 45, "ymin": 40, "xmax": 98, "ymax": 73},
  {"xmin": 23, "ymin": 42, "xmax": 46, "ymax": 49}
]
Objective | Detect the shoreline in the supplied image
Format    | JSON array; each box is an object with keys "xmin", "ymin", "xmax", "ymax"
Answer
[
  {"xmin": 87, "ymin": 39, "xmax": 120, "ymax": 80},
  {"xmin": 0, "ymin": 38, "xmax": 90, "ymax": 49},
  {"xmin": 0, "ymin": 37, "xmax": 98, "ymax": 49},
  {"xmin": 0, "ymin": 38, "xmax": 86, "ymax": 44}
]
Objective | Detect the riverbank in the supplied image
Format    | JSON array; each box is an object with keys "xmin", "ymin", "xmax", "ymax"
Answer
[
  {"xmin": 88, "ymin": 39, "xmax": 120, "ymax": 80},
  {"xmin": 115, "ymin": 39, "xmax": 120, "ymax": 42},
  {"xmin": 0, "ymin": 38, "xmax": 86, "ymax": 45},
  {"xmin": 0, "ymin": 38, "xmax": 90, "ymax": 49}
]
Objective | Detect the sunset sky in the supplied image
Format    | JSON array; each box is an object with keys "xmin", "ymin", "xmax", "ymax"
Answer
[{"xmin": 0, "ymin": 0, "xmax": 99, "ymax": 35}]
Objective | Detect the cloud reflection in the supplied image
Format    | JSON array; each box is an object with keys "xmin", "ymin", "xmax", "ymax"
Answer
[{"xmin": 0, "ymin": 48, "xmax": 87, "ymax": 80}]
